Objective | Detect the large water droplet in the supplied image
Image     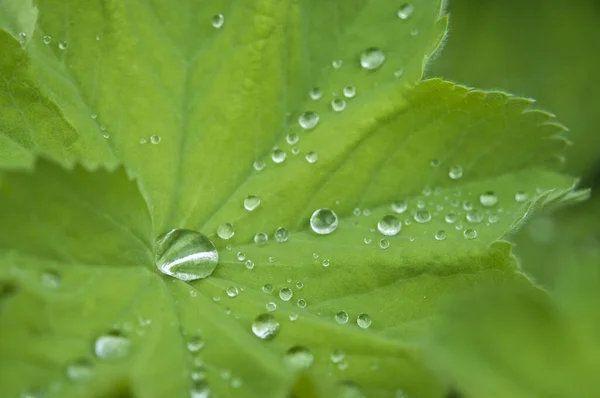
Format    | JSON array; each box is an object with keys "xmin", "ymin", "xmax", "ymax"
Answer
[
  {"xmin": 377, "ymin": 215, "xmax": 402, "ymax": 236},
  {"xmin": 94, "ymin": 332, "xmax": 131, "ymax": 361},
  {"xmin": 479, "ymin": 191, "xmax": 498, "ymax": 207},
  {"xmin": 335, "ymin": 310, "xmax": 349, "ymax": 325},
  {"xmin": 310, "ymin": 208, "xmax": 338, "ymax": 235},
  {"xmin": 449, "ymin": 165, "xmax": 463, "ymax": 180},
  {"xmin": 216, "ymin": 223, "xmax": 234, "ymax": 240},
  {"xmin": 252, "ymin": 314, "xmax": 280, "ymax": 339},
  {"xmin": 150, "ymin": 135, "xmax": 161, "ymax": 144},
  {"xmin": 397, "ymin": 4, "xmax": 415, "ymax": 19},
  {"xmin": 279, "ymin": 287, "xmax": 293, "ymax": 301},
  {"xmin": 66, "ymin": 358, "xmax": 94, "ymax": 382},
  {"xmin": 244, "ymin": 195, "xmax": 261, "ymax": 211},
  {"xmin": 274, "ymin": 227, "xmax": 289, "ymax": 242},
  {"xmin": 155, "ymin": 229, "xmax": 218, "ymax": 281},
  {"xmin": 254, "ymin": 232, "xmax": 268, "ymax": 246},
  {"xmin": 360, "ymin": 48, "xmax": 385, "ymax": 70},
  {"xmin": 413, "ymin": 210, "xmax": 432, "ymax": 224},
  {"xmin": 392, "ymin": 200, "xmax": 408, "ymax": 214},
  {"xmin": 357, "ymin": 313, "xmax": 372, "ymax": 329},
  {"xmin": 285, "ymin": 346, "xmax": 314, "ymax": 369},
  {"xmin": 211, "ymin": 14, "xmax": 224, "ymax": 29},
  {"xmin": 298, "ymin": 111, "xmax": 320, "ymax": 130},
  {"xmin": 272, "ymin": 149, "xmax": 287, "ymax": 163},
  {"xmin": 463, "ymin": 229, "xmax": 478, "ymax": 240}
]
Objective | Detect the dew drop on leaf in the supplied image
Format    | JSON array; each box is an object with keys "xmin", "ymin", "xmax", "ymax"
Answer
[
  {"xmin": 360, "ymin": 47, "xmax": 386, "ymax": 70},
  {"xmin": 150, "ymin": 135, "xmax": 161, "ymax": 144},
  {"xmin": 464, "ymin": 229, "xmax": 478, "ymax": 240},
  {"xmin": 254, "ymin": 232, "xmax": 268, "ymax": 246},
  {"xmin": 154, "ymin": 229, "xmax": 218, "ymax": 281},
  {"xmin": 357, "ymin": 313, "xmax": 372, "ymax": 329},
  {"xmin": 445, "ymin": 213, "xmax": 456, "ymax": 223},
  {"xmin": 272, "ymin": 148, "xmax": 287, "ymax": 163},
  {"xmin": 413, "ymin": 210, "xmax": 432, "ymax": 224},
  {"xmin": 252, "ymin": 314, "xmax": 280, "ymax": 339},
  {"xmin": 94, "ymin": 332, "xmax": 132, "ymax": 361},
  {"xmin": 462, "ymin": 200, "xmax": 473, "ymax": 211},
  {"xmin": 266, "ymin": 302, "xmax": 277, "ymax": 312},
  {"xmin": 435, "ymin": 230, "xmax": 447, "ymax": 241},
  {"xmin": 392, "ymin": 200, "xmax": 408, "ymax": 214},
  {"xmin": 343, "ymin": 85, "xmax": 357, "ymax": 98},
  {"xmin": 379, "ymin": 238, "xmax": 390, "ymax": 249},
  {"xmin": 42, "ymin": 35, "xmax": 51, "ymax": 44},
  {"xmin": 515, "ymin": 191, "xmax": 529, "ymax": 202},
  {"xmin": 244, "ymin": 195, "xmax": 261, "ymax": 211},
  {"xmin": 322, "ymin": 258, "xmax": 331, "ymax": 267},
  {"xmin": 66, "ymin": 358, "xmax": 94, "ymax": 382},
  {"xmin": 335, "ymin": 310, "xmax": 349, "ymax": 325},
  {"xmin": 58, "ymin": 40, "xmax": 67, "ymax": 50},
  {"xmin": 331, "ymin": 98, "xmax": 347, "ymax": 112},
  {"xmin": 279, "ymin": 287, "xmax": 293, "ymax": 301},
  {"xmin": 466, "ymin": 210, "xmax": 483, "ymax": 224},
  {"xmin": 305, "ymin": 151, "xmax": 318, "ymax": 163},
  {"xmin": 245, "ymin": 259, "xmax": 254, "ymax": 270},
  {"xmin": 274, "ymin": 227, "xmax": 289, "ymax": 242},
  {"xmin": 262, "ymin": 283, "xmax": 273, "ymax": 293},
  {"xmin": 187, "ymin": 336, "xmax": 205, "ymax": 352},
  {"xmin": 211, "ymin": 13, "xmax": 224, "ymax": 29},
  {"xmin": 449, "ymin": 165, "xmax": 463, "ymax": 180},
  {"xmin": 397, "ymin": 3, "xmax": 415, "ymax": 19},
  {"xmin": 41, "ymin": 270, "xmax": 61, "ymax": 289},
  {"xmin": 216, "ymin": 222, "xmax": 234, "ymax": 240},
  {"xmin": 236, "ymin": 251, "xmax": 246, "ymax": 261},
  {"xmin": 331, "ymin": 349, "xmax": 346, "ymax": 363},
  {"xmin": 285, "ymin": 346, "xmax": 314, "ymax": 369},
  {"xmin": 298, "ymin": 111, "xmax": 320, "ymax": 130},
  {"xmin": 190, "ymin": 379, "xmax": 211, "ymax": 398},
  {"xmin": 297, "ymin": 299, "xmax": 306, "ymax": 308},
  {"xmin": 226, "ymin": 286, "xmax": 239, "ymax": 298},
  {"xmin": 253, "ymin": 159, "xmax": 265, "ymax": 171},
  {"xmin": 289, "ymin": 313, "xmax": 299, "ymax": 321},
  {"xmin": 332, "ymin": 59, "xmax": 343, "ymax": 69},
  {"xmin": 394, "ymin": 68, "xmax": 404, "ymax": 78},
  {"xmin": 479, "ymin": 191, "xmax": 499, "ymax": 207},
  {"xmin": 309, "ymin": 87, "xmax": 323, "ymax": 100},
  {"xmin": 377, "ymin": 215, "xmax": 402, "ymax": 236},
  {"xmin": 310, "ymin": 208, "xmax": 339, "ymax": 235},
  {"xmin": 295, "ymin": 281, "xmax": 304, "ymax": 290},
  {"xmin": 341, "ymin": 382, "xmax": 367, "ymax": 397},
  {"xmin": 286, "ymin": 132, "xmax": 299, "ymax": 145}
]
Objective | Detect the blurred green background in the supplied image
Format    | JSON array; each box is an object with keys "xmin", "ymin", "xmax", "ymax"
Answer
[{"xmin": 429, "ymin": 0, "xmax": 600, "ymax": 288}]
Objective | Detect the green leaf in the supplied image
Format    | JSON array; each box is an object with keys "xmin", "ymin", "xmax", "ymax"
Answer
[{"xmin": 0, "ymin": 0, "xmax": 585, "ymax": 397}]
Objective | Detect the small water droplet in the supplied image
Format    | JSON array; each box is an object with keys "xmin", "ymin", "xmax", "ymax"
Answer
[
  {"xmin": 309, "ymin": 87, "xmax": 323, "ymax": 100},
  {"xmin": 394, "ymin": 68, "xmax": 404, "ymax": 78},
  {"xmin": 331, "ymin": 349, "xmax": 345, "ymax": 363},
  {"xmin": 295, "ymin": 281, "xmax": 304, "ymax": 289},
  {"xmin": 279, "ymin": 287, "xmax": 293, "ymax": 301},
  {"xmin": 515, "ymin": 191, "xmax": 529, "ymax": 203},
  {"xmin": 291, "ymin": 146, "xmax": 300, "ymax": 155},
  {"xmin": 335, "ymin": 310, "xmax": 349, "ymax": 325},
  {"xmin": 253, "ymin": 159, "xmax": 265, "ymax": 171},
  {"xmin": 479, "ymin": 191, "xmax": 499, "ymax": 207},
  {"xmin": 445, "ymin": 213, "xmax": 456, "ymax": 223},
  {"xmin": 226, "ymin": 286, "xmax": 239, "ymax": 298},
  {"xmin": 286, "ymin": 132, "xmax": 299, "ymax": 145},
  {"xmin": 274, "ymin": 227, "xmax": 289, "ymax": 243},
  {"xmin": 414, "ymin": 210, "xmax": 432, "ymax": 224},
  {"xmin": 58, "ymin": 40, "xmax": 68, "ymax": 50},
  {"xmin": 94, "ymin": 332, "xmax": 131, "ymax": 361},
  {"xmin": 449, "ymin": 165, "xmax": 463, "ymax": 180},
  {"xmin": 305, "ymin": 151, "xmax": 318, "ymax": 163},
  {"xmin": 322, "ymin": 258, "xmax": 331, "ymax": 267},
  {"xmin": 332, "ymin": 59, "xmax": 343, "ymax": 69},
  {"xmin": 360, "ymin": 47, "xmax": 385, "ymax": 70},
  {"xmin": 245, "ymin": 259, "xmax": 254, "ymax": 270},
  {"xmin": 377, "ymin": 215, "xmax": 402, "ymax": 236},
  {"xmin": 488, "ymin": 214, "xmax": 499, "ymax": 223},
  {"xmin": 216, "ymin": 222, "xmax": 234, "ymax": 240},
  {"xmin": 379, "ymin": 238, "xmax": 390, "ymax": 249},
  {"xmin": 190, "ymin": 379, "xmax": 211, "ymax": 398},
  {"xmin": 397, "ymin": 3, "xmax": 415, "ymax": 19},
  {"xmin": 155, "ymin": 229, "xmax": 218, "ymax": 281},
  {"xmin": 42, "ymin": 35, "xmax": 51, "ymax": 45},
  {"xmin": 331, "ymin": 98, "xmax": 347, "ymax": 112},
  {"xmin": 244, "ymin": 195, "xmax": 261, "ymax": 211},
  {"xmin": 392, "ymin": 200, "xmax": 408, "ymax": 214},
  {"xmin": 462, "ymin": 200, "xmax": 473, "ymax": 211},
  {"xmin": 289, "ymin": 312, "xmax": 299, "ymax": 321},
  {"xmin": 310, "ymin": 208, "xmax": 339, "ymax": 235},
  {"xmin": 417, "ymin": 200, "xmax": 426, "ymax": 209},
  {"xmin": 41, "ymin": 270, "xmax": 61, "ymax": 289},
  {"xmin": 357, "ymin": 313, "xmax": 372, "ymax": 329},
  {"xmin": 252, "ymin": 314, "xmax": 279, "ymax": 339},
  {"xmin": 466, "ymin": 210, "xmax": 483, "ymax": 224},
  {"xmin": 312, "ymin": 252, "xmax": 319, "ymax": 259},
  {"xmin": 464, "ymin": 229, "xmax": 478, "ymax": 240},
  {"xmin": 66, "ymin": 358, "xmax": 94, "ymax": 382},
  {"xmin": 272, "ymin": 148, "xmax": 286, "ymax": 163},
  {"xmin": 266, "ymin": 302, "xmax": 277, "ymax": 311},
  {"xmin": 353, "ymin": 208, "xmax": 361, "ymax": 216},
  {"xmin": 410, "ymin": 27, "xmax": 419, "ymax": 36},
  {"xmin": 343, "ymin": 85, "xmax": 357, "ymax": 98},
  {"xmin": 435, "ymin": 230, "xmax": 446, "ymax": 241},
  {"xmin": 211, "ymin": 13, "xmax": 224, "ymax": 28},
  {"xmin": 231, "ymin": 378, "xmax": 242, "ymax": 388},
  {"xmin": 150, "ymin": 135, "xmax": 161, "ymax": 144},
  {"xmin": 298, "ymin": 111, "xmax": 320, "ymax": 130},
  {"xmin": 236, "ymin": 251, "xmax": 246, "ymax": 261},
  {"xmin": 187, "ymin": 335, "xmax": 205, "ymax": 352},
  {"xmin": 254, "ymin": 232, "xmax": 268, "ymax": 246},
  {"xmin": 140, "ymin": 138, "xmax": 147, "ymax": 144},
  {"xmin": 285, "ymin": 346, "xmax": 314, "ymax": 369},
  {"xmin": 430, "ymin": 158, "xmax": 440, "ymax": 168},
  {"xmin": 262, "ymin": 283, "xmax": 273, "ymax": 293}
]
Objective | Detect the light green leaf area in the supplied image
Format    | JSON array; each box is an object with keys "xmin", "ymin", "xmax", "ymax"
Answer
[
  {"xmin": 425, "ymin": 245, "xmax": 600, "ymax": 398},
  {"xmin": 0, "ymin": 0, "xmax": 583, "ymax": 397}
]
